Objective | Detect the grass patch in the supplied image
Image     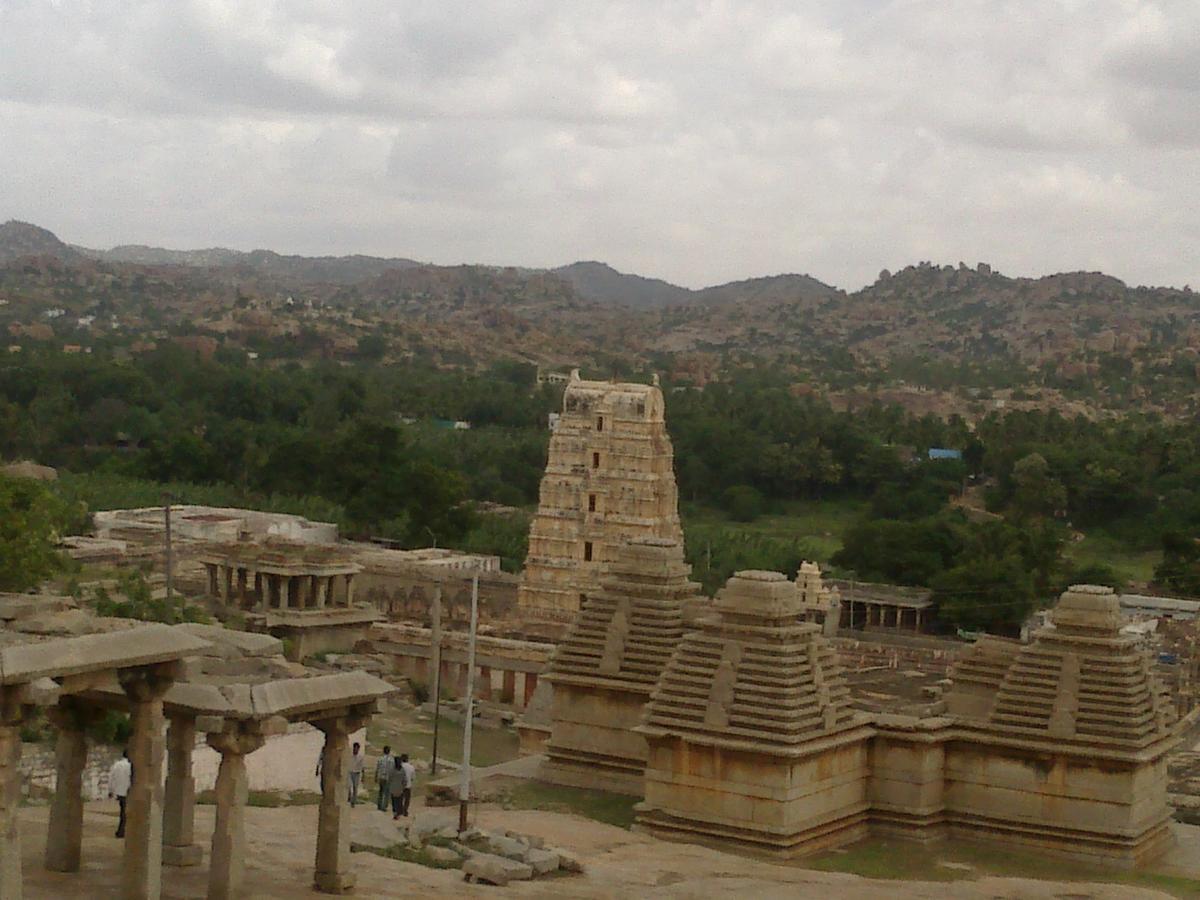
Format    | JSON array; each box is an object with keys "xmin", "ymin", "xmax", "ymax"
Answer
[
  {"xmin": 1065, "ymin": 529, "xmax": 1161, "ymax": 586},
  {"xmin": 504, "ymin": 781, "xmax": 637, "ymax": 829},
  {"xmin": 367, "ymin": 710, "xmax": 521, "ymax": 771},
  {"xmin": 802, "ymin": 837, "xmax": 1200, "ymax": 898},
  {"xmin": 196, "ymin": 789, "xmax": 320, "ymax": 807}
]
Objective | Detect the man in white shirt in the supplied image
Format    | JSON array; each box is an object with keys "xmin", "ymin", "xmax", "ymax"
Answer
[
  {"xmin": 108, "ymin": 749, "xmax": 132, "ymax": 838},
  {"xmin": 348, "ymin": 742, "xmax": 365, "ymax": 806},
  {"xmin": 397, "ymin": 753, "xmax": 416, "ymax": 817}
]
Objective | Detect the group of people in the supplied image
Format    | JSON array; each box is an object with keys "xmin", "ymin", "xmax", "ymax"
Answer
[{"xmin": 341, "ymin": 742, "xmax": 415, "ymax": 818}]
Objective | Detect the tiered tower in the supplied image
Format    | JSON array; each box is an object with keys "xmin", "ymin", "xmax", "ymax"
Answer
[
  {"xmin": 517, "ymin": 372, "xmax": 682, "ymax": 635},
  {"xmin": 635, "ymin": 570, "xmax": 873, "ymax": 855},
  {"xmin": 538, "ymin": 538, "xmax": 699, "ymax": 794},
  {"xmin": 943, "ymin": 584, "xmax": 1179, "ymax": 865}
]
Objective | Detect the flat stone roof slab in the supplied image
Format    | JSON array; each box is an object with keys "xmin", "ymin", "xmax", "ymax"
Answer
[
  {"xmin": 0, "ymin": 624, "xmax": 211, "ymax": 685},
  {"xmin": 175, "ymin": 623, "xmax": 284, "ymax": 657},
  {"xmin": 250, "ymin": 671, "xmax": 394, "ymax": 719}
]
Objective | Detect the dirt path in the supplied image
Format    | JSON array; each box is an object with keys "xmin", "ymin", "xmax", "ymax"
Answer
[{"xmin": 14, "ymin": 797, "xmax": 1183, "ymax": 899}]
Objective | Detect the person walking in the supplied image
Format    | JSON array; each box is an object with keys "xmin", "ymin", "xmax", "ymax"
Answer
[
  {"xmin": 397, "ymin": 753, "xmax": 415, "ymax": 817},
  {"xmin": 390, "ymin": 755, "xmax": 409, "ymax": 820},
  {"xmin": 348, "ymin": 742, "xmax": 365, "ymax": 806},
  {"xmin": 375, "ymin": 745, "xmax": 394, "ymax": 812},
  {"xmin": 108, "ymin": 749, "xmax": 132, "ymax": 839}
]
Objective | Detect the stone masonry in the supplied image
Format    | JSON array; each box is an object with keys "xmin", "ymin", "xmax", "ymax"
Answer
[
  {"xmin": 539, "ymin": 538, "xmax": 698, "ymax": 794},
  {"xmin": 635, "ymin": 570, "xmax": 874, "ymax": 855},
  {"xmin": 517, "ymin": 372, "xmax": 682, "ymax": 635}
]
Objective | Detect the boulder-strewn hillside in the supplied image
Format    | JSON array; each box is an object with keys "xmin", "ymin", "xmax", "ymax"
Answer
[{"xmin": 4, "ymin": 222, "xmax": 1200, "ymax": 413}]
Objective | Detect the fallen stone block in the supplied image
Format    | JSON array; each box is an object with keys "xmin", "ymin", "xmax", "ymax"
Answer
[
  {"xmin": 551, "ymin": 848, "xmax": 584, "ymax": 874},
  {"xmin": 524, "ymin": 848, "xmax": 560, "ymax": 875},
  {"xmin": 425, "ymin": 845, "xmax": 462, "ymax": 865},
  {"xmin": 463, "ymin": 853, "xmax": 533, "ymax": 886},
  {"xmin": 486, "ymin": 835, "xmax": 528, "ymax": 860}
]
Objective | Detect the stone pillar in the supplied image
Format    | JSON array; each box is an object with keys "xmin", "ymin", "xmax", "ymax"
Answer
[
  {"xmin": 236, "ymin": 569, "xmax": 248, "ymax": 607},
  {"xmin": 309, "ymin": 575, "xmax": 319, "ymax": 609},
  {"xmin": 120, "ymin": 666, "xmax": 174, "ymax": 900},
  {"xmin": 312, "ymin": 720, "xmax": 354, "ymax": 894},
  {"xmin": 478, "ymin": 666, "xmax": 493, "ymax": 701},
  {"xmin": 915, "ymin": 611, "xmax": 923, "ymax": 633},
  {"xmin": 456, "ymin": 663, "xmax": 469, "ymax": 698},
  {"xmin": 162, "ymin": 716, "xmax": 201, "ymax": 867},
  {"xmin": 0, "ymin": 716, "xmax": 21, "ymax": 900},
  {"xmin": 501, "ymin": 670, "xmax": 516, "ymax": 704},
  {"xmin": 206, "ymin": 564, "xmax": 218, "ymax": 597},
  {"xmin": 344, "ymin": 575, "xmax": 355, "ymax": 607},
  {"xmin": 223, "ymin": 567, "xmax": 233, "ymax": 603},
  {"xmin": 206, "ymin": 731, "xmax": 264, "ymax": 900},
  {"xmin": 523, "ymin": 672, "xmax": 538, "ymax": 707},
  {"xmin": 316, "ymin": 577, "xmax": 329, "ymax": 609},
  {"xmin": 44, "ymin": 701, "xmax": 93, "ymax": 872}
]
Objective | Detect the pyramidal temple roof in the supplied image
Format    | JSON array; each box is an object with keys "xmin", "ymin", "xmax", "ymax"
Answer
[
  {"xmin": 546, "ymin": 537, "xmax": 695, "ymax": 690},
  {"xmin": 639, "ymin": 570, "xmax": 867, "ymax": 753},
  {"xmin": 950, "ymin": 585, "xmax": 1177, "ymax": 749}
]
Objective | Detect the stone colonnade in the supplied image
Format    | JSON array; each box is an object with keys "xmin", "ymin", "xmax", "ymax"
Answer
[
  {"xmin": 394, "ymin": 655, "xmax": 540, "ymax": 710},
  {"xmin": 844, "ymin": 600, "xmax": 927, "ymax": 632},
  {"xmin": 204, "ymin": 565, "xmax": 356, "ymax": 613}
]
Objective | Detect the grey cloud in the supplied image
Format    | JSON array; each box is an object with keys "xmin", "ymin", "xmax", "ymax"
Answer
[{"xmin": 0, "ymin": 0, "xmax": 1197, "ymax": 290}]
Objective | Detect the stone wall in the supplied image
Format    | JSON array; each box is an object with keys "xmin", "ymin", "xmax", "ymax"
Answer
[
  {"xmin": 358, "ymin": 570, "xmax": 518, "ymax": 630},
  {"xmin": 20, "ymin": 740, "xmax": 123, "ymax": 802}
]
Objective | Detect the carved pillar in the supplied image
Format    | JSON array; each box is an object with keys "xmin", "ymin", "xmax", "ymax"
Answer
[
  {"xmin": 501, "ymin": 670, "xmax": 516, "ymax": 704},
  {"xmin": 236, "ymin": 569, "xmax": 248, "ymax": 608},
  {"xmin": 205, "ymin": 730, "xmax": 265, "ymax": 900},
  {"xmin": 222, "ymin": 567, "xmax": 233, "ymax": 604},
  {"xmin": 44, "ymin": 700, "xmax": 98, "ymax": 872},
  {"xmin": 162, "ymin": 716, "xmax": 201, "ymax": 867},
  {"xmin": 344, "ymin": 575, "xmax": 354, "ymax": 607},
  {"xmin": 315, "ymin": 577, "xmax": 328, "ymax": 609},
  {"xmin": 478, "ymin": 667, "xmax": 492, "ymax": 701},
  {"xmin": 0, "ymin": 698, "xmax": 23, "ymax": 900},
  {"xmin": 120, "ymin": 664, "xmax": 175, "ymax": 900},
  {"xmin": 311, "ymin": 717, "xmax": 357, "ymax": 894},
  {"xmin": 205, "ymin": 565, "xmax": 218, "ymax": 597}
]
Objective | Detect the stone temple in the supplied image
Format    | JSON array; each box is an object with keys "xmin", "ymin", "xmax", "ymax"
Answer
[
  {"xmin": 635, "ymin": 570, "xmax": 874, "ymax": 854},
  {"xmin": 517, "ymin": 372, "xmax": 682, "ymax": 636},
  {"xmin": 610, "ymin": 577, "xmax": 1180, "ymax": 866},
  {"xmin": 538, "ymin": 537, "xmax": 700, "ymax": 795}
]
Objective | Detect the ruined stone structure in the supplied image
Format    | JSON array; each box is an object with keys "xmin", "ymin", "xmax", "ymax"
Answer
[
  {"xmin": 940, "ymin": 584, "xmax": 1178, "ymax": 866},
  {"xmin": 636, "ymin": 570, "xmax": 874, "ymax": 855},
  {"xmin": 517, "ymin": 372, "xmax": 682, "ymax": 634},
  {"xmin": 366, "ymin": 623, "xmax": 552, "ymax": 711},
  {"xmin": 539, "ymin": 538, "xmax": 699, "ymax": 794},
  {"xmin": 0, "ymin": 622, "xmax": 394, "ymax": 899},
  {"xmin": 199, "ymin": 541, "xmax": 379, "ymax": 660},
  {"xmin": 610, "ymin": 576, "xmax": 1181, "ymax": 868}
]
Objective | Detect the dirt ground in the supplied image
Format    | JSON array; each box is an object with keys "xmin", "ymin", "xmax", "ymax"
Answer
[{"xmin": 14, "ymin": 796, "xmax": 1195, "ymax": 899}]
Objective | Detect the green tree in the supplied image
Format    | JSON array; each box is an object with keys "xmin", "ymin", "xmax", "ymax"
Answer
[{"xmin": 0, "ymin": 474, "xmax": 73, "ymax": 591}]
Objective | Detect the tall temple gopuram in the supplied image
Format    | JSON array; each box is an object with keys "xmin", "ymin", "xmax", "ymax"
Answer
[{"xmin": 517, "ymin": 372, "xmax": 683, "ymax": 635}]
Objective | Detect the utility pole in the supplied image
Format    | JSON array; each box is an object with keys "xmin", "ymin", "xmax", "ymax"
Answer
[
  {"xmin": 458, "ymin": 575, "xmax": 479, "ymax": 834},
  {"xmin": 163, "ymin": 493, "xmax": 175, "ymax": 620},
  {"xmin": 430, "ymin": 585, "xmax": 443, "ymax": 776}
]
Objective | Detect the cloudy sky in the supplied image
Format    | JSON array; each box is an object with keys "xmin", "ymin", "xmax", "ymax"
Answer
[{"xmin": 1, "ymin": 1, "xmax": 1197, "ymax": 290}]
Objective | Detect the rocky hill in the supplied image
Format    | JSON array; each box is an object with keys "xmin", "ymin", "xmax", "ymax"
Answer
[{"xmin": 3, "ymin": 222, "xmax": 1199, "ymax": 413}]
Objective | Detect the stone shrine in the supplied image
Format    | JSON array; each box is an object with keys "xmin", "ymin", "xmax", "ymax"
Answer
[
  {"xmin": 635, "ymin": 570, "xmax": 874, "ymax": 855},
  {"xmin": 941, "ymin": 584, "xmax": 1178, "ymax": 866},
  {"xmin": 538, "ymin": 538, "xmax": 699, "ymax": 794},
  {"xmin": 517, "ymin": 372, "xmax": 682, "ymax": 635}
]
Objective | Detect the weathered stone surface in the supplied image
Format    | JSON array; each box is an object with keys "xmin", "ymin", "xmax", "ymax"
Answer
[
  {"xmin": 524, "ymin": 847, "xmax": 560, "ymax": 875},
  {"xmin": 637, "ymin": 568, "xmax": 873, "ymax": 856},
  {"xmin": 485, "ymin": 834, "xmax": 527, "ymax": 860},
  {"xmin": 348, "ymin": 817, "xmax": 404, "ymax": 853},
  {"xmin": 249, "ymin": 671, "xmax": 393, "ymax": 719},
  {"xmin": 0, "ymin": 624, "xmax": 209, "ymax": 684},
  {"xmin": 425, "ymin": 845, "xmax": 462, "ymax": 865},
  {"xmin": 462, "ymin": 852, "xmax": 533, "ymax": 885},
  {"xmin": 517, "ymin": 375, "xmax": 683, "ymax": 629},
  {"xmin": 175, "ymin": 623, "xmax": 284, "ymax": 657}
]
